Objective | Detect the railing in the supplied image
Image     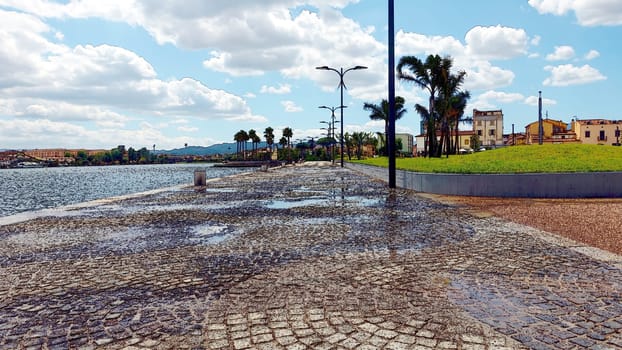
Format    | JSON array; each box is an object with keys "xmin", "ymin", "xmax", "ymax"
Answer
[{"xmin": 598, "ymin": 136, "xmax": 608, "ymax": 141}]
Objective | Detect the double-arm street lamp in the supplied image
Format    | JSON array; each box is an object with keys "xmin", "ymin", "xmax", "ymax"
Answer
[
  {"xmin": 319, "ymin": 105, "xmax": 345, "ymax": 164},
  {"xmin": 316, "ymin": 65, "xmax": 367, "ymax": 167}
]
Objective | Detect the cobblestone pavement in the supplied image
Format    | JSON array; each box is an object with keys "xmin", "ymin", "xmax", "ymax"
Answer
[{"xmin": 1, "ymin": 163, "xmax": 621, "ymax": 350}]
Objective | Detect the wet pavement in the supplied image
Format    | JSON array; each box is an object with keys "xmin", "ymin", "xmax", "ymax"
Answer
[{"xmin": 0, "ymin": 163, "xmax": 621, "ymax": 349}]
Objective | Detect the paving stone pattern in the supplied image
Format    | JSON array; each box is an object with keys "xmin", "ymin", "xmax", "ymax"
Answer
[{"xmin": 0, "ymin": 164, "xmax": 621, "ymax": 349}]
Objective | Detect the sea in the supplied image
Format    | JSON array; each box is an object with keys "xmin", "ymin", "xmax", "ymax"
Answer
[{"xmin": 0, "ymin": 163, "xmax": 251, "ymax": 218}]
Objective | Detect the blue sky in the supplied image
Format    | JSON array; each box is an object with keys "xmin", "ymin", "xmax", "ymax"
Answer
[{"xmin": 0, "ymin": 0, "xmax": 620, "ymax": 150}]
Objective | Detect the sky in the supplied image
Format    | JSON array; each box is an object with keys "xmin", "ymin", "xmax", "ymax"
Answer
[{"xmin": 0, "ymin": 0, "xmax": 621, "ymax": 150}]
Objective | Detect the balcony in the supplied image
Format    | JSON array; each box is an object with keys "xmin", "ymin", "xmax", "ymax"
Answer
[{"xmin": 598, "ymin": 136, "xmax": 608, "ymax": 142}]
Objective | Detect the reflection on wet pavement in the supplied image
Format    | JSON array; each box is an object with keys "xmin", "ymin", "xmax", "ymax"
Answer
[{"xmin": 0, "ymin": 163, "xmax": 620, "ymax": 349}]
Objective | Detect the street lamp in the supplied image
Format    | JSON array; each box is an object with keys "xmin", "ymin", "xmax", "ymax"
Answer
[
  {"xmin": 319, "ymin": 105, "xmax": 346, "ymax": 164},
  {"xmin": 316, "ymin": 65, "xmax": 367, "ymax": 167}
]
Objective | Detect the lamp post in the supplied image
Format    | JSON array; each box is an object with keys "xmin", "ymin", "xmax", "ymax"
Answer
[
  {"xmin": 316, "ymin": 65, "xmax": 367, "ymax": 167},
  {"xmin": 319, "ymin": 105, "xmax": 345, "ymax": 164},
  {"xmin": 387, "ymin": 0, "xmax": 396, "ymax": 188}
]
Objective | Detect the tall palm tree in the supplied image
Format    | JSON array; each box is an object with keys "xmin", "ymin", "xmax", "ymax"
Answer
[
  {"xmin": 282, "ymin": 127, "xmax": 293, "ymax": 163},
  {"xmin": 264, "ymin": 127, "xmax": 275, "ymax": 153},
  {"xmin": 397, "ymin": 54, "xmax": 448, "ymax": 157},
  {"xmin": 434, "ymin": 64, "xmax": 467, "ymax": 157},
  {"xmin": 248, "ymin": 129, "xmax": 259, "ymax": 159},
  {"xmin": 447, "ymin": 91, "xmax": 471, "ymax": 154},
  {"xmin": 363, "ymin": 96, "xmax": 407, "ymax": 155},
  {"xmin": 233, "ymin": 129, "xmax": 249, "ymax": 160}
]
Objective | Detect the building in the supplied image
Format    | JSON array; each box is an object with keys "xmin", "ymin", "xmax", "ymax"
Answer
[
  {"xmin": 415, "ymin": 130, "xmax": 476, "ymax": 154},
  {"xmin": 525, "ymin": 119, "xmax": 578, "ymax": 144},
  {"xmin": 473, "ymin": 109, "xmax": 504, "ymax": 147},
  {"xmin": 24, "ymin": 149, "xmax": 107, "ymax": 162},
  {"xmin": 395, "ymin": 133, "xmax": 414, "ymax": 156},
  {"xmin": 571, "ymin": 119, "xmax": 622, "ymax": 145}
]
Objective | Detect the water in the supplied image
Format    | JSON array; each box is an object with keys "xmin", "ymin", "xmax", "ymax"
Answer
[{"xmin": 0, "ymin": 163, "xmax": 250, "ymax": 217}]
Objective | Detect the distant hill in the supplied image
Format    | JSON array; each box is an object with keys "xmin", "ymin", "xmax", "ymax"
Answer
[{"xmin": 157, "ymin": 142, "xmax": 268, "ymax": 156}]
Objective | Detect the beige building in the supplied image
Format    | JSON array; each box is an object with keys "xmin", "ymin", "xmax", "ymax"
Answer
[
  {"xmin": 395, "ymin": 133, "xmax": 414, "ymax": 156},
  {"xmin": 24, "ymin": 149, "xmax": 107, "ymax": 162},
  {"xmin": 473, "ymin": 109, "xmax": 504, "ymax": 147},
  {"xmin": 415, "ymin": 130, "xmax": 475, "ymax": 154},
  {"xmin": 571, "ymin": 119, "xmax": 622, "ymax": 145}
]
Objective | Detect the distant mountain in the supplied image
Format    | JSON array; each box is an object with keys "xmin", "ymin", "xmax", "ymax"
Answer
[{"xmin": 157, "ymin": 142, "xmax": 268, "ymax": 156}]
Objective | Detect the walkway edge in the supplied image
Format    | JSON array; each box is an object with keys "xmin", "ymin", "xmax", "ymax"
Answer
[{"xmin": 346, "ymin": 163, "xmax": 622, "ymax": 198}]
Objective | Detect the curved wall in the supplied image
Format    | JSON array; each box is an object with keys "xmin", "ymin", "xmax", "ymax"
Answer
[{"xmin": 346, "ymin": 163, "xmax": 622, "ymax": 198}]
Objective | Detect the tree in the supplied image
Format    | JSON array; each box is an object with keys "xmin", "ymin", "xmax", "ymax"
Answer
[
  {"xmin": 470, "ymin": 134, "xmax": 482, "ymax": 151},
  {"xmin": 248, "ymin": 129, "xmax": 259, "ymax": 159},
  {"xmin": 398, "ymin": 54, "xmax": 448, "ymax": 158},
  {"xmin": 233, "ymin": 130, "xmax": 249, "ymax": 160},
  {"xmin": 264, "ymin": 127, "xmax": 275, "ymax": 154},
  {"xmin": 282, "ymin": 127, "xmax": 293, "ymax": 162},
  {"xmin": 363, "ymin": 96, "xmax": 407, "ymax": 155},
  {"xmin": 278, "ymin": 136, "xmax": 288, "ymax": 150},
  {"xmin": 434, "ymin": 63, "xmax": 468, "ymax": 157}
]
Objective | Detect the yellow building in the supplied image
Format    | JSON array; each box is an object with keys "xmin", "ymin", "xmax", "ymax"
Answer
[
  {"xmin": 525, "ymin": 119, "xmax": 578, "ymax": 144},
  {"xmin": 571, "ymin": 119, "xmax": 622, "ymax": 145}
]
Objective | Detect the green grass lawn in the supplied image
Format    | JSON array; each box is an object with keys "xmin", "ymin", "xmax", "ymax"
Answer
[{"xmin": 352, "ymin": 144, "xmax": 622, "ymax": 174}]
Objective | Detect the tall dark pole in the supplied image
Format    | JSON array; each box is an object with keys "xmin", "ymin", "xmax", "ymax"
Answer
[
  {"xmin": 316, "ymin": 66, "xmax": 367, "ymax": 167},
  {"xmin": 538, "ymin": 91, "xmax": 543, "ymax": 145},
  {"xmin": 387, "ymin": 0, "xmax": 396, "ymax": 188},
  {"xmin": 339, "ymin": 68, "xmax": 345, "ymax": 167}
]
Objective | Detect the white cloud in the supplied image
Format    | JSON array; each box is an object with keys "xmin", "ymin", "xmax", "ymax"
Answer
[
  {"xmin": 525, "ymin": 95, "xmax": 558, "ymax": 106},
  {"xmin": 529, "ymin": 0, "xmax": 622, "ymax": 26},
  {"xmin": 396, "ymin": 30, "xmax": 517, "ymax": 92},
  {"xmin": 546, "ymin": 45, "xmax": 575, "ymax": 61},
  {"xmin": 281, "ymin": 100, "xmax": 303, "ymax": 112},
  {"xmin": 260, "ymin": 84, "xmax": 292, "ymax": 94},
  {"xmin": 543, "ymin": 64, "xmax": 607, "ymax": 86},
  {"xmin": 585, "ymin": 49, "xmax": 600, "ymax": 60},
  {"xmin": 465, "ymin": 25, "xmax": 529, "ymax": 60},
  {"xmin": 464, "ymin": 61, "xmax": 515, "ymax": 90},
  {"xmin": 177, "ymin": 126, "xmax": 199, "ymax": 133},
  {"xmin": 530, "ymin": 35, "xmax": 542, "ymax": 46},
  {"xmin": 480, "ymin": 91, "xmax": 525, "ymax": 103}
]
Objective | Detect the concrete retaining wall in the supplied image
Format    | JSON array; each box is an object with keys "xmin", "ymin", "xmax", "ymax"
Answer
[{"xmin": 346, "ymin": 163, "xmax": 622, "ymax": 198}]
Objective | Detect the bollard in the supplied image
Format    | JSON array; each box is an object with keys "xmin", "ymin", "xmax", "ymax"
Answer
[{"xmin": 194, "ymin": 168, "xmax": 206, "ymax": 187}]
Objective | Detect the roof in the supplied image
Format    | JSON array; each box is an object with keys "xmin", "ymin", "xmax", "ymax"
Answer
[{"xmin": 575, "ymin": 119, "xmax": 622, "ymax": 125}]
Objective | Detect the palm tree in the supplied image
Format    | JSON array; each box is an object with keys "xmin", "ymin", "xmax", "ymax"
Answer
[
  {"xmin": 363, "ymin": 96, "xmax": 407, "ymax": 155},
  {"xmin": 446, "ymin": 91, "xmax": 471, "ymax": 154},
  {"xmin": 233, "ymin": 130, "xmax": 242, "ymax": 159},
  {"xmin": 233, "ymin": 129, "xmax": 249, "ymax": 160},
  {"xmin": 435, "ymin": 63, "xmax": 467, "ymax": 157},
  {"xmin": 350, "ymin": 131, "xmax": 372, "ymax": 160},
  {"xmin": 248, "ymin": 129, "xmax": 259, "ymax": 159},
  {"xmin": 397, "ymin": 54, "xmax": 448, "ymax": 157},
  {"xmin": 264, "ymin": 127, "xmax": 275, "ymax": 154},
  {"xmin": 282, "ymin": 127, "xmax": 293, "ymax": 163}
]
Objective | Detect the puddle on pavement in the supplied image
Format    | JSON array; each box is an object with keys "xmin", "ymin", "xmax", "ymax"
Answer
[
  {"xmin": 265, "ymin": 195, "xmax": 384, "ymax": 209},
  {"xmin": 265, "ymin": 197, "xmax": 328, "ymax": 209},
  {"xmin": 190, "ymin": 223, "xmax": 234, "ymax": 245}
]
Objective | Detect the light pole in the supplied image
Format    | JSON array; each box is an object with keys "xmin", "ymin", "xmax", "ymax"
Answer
[
  {"xmin": 316, "ymin": 65, "xmax": 367, "ymax": 167},
  {"xmin": 319, "ymin": 105, "xmax": 345, "ymax": 164}
]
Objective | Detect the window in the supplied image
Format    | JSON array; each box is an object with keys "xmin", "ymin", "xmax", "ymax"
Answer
[
  {"xmin": 599, "ymin": 130, "xmax": 606, "ymax": 141},
  {"xmin": 477, "ymin": 130, "xmax": 482, "ymax": 136},
  {"xmin": 585, "ymin": 131, "xmax": 591, "ymax": 138},
  {"xmin": 464, "ymin": 139, "xmax": 470, "ymax": 145},
  {"xmin": 489, "ymin": 129, "xmax": 495, "ymax": 136}
]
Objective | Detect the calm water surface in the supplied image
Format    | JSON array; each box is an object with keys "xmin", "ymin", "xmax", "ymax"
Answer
[{"xmin": 0, "ymin": 163, "xmax": 249, "ymax": 217}]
